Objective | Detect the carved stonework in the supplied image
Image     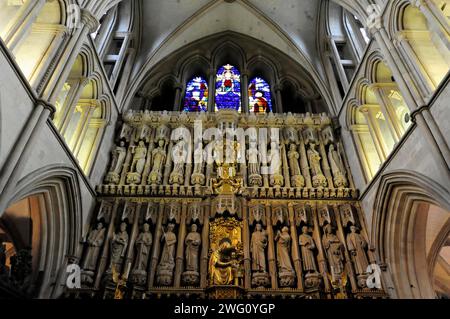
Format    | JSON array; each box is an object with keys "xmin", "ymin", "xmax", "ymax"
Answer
[{"xmin": 73, "ymin": 111, "xmax": 384, "ymax": 300}]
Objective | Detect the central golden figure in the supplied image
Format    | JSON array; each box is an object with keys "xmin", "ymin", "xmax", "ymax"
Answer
[{"xmin": 208, "ymin": 238, "xmax": 239, "ymax": 285}]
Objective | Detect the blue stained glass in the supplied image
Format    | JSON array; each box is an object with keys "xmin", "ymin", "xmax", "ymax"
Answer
[
  {"xmin": 183, "ymin": 77, "xmax": 208, "ymax": 112},
  {"xmin": 249, "ymin": 77, "xmax": 272, "ymax": 113},
  {"xmin": 215, "ymin": 64, "xmax": 241, "ymax": 112}
]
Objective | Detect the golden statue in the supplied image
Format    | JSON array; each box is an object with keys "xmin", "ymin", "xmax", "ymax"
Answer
[{"xmin": 208, "ymin": 238, "xmax": 239, "ymax": 285}]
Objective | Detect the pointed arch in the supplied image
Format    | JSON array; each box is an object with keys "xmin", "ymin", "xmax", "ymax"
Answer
[
  {"xmin": 3, "ymin": 165, "xmax": 83, "ymax": 298},
  {"xmin": 372, "ymin": 170, "xmax": 450, "ymax": 298}
]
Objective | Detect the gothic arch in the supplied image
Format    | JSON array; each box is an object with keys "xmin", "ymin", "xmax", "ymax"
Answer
[
  {"xmin": 178, "ymin": 54, "xmax": 211, "ymax": 85},
  {"xmin": 4, "ymin": 165, "xmax": 83, "ymax": 298},
  {"xmin": 247, "ymin": 55, "xmax": 279, "ymax": 85},
  {"xmin": 211, "ymin": 40, "xmax": 246, "ymax": 71},
  {"xmin": 372, "ymin": 170, "xmax": 450, "ymax": 298}
]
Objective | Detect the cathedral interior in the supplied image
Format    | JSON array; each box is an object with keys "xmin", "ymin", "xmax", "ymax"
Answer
[{"xmin": 0, "ymin": 0, "xmax": 449, "ymax": 300}]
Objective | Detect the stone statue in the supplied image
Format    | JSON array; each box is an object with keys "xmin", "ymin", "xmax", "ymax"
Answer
[
  {"xmin": 184, "ymin": 224, "xmax": 201, "ymax": 272},
  {"xmin": 149, "ymin": 139, "xmax": 166, "ymax": 185},
  {"xmin": 247, "ymin": 142, "xmax": 260, "ymax": 176},
  {"xmin": 159, "ymin": 223, "xmax": 177, "ymax": 269},
  {"xmin": 157, "ymin": 223, "xmax": 177, "ymax": 285},
  {"xmin": 275, "ymin": 226, "xmax": 294, "ymax": 273},
  {"xmin": 169, "ymin": 140, "xmax": 186, "ymax": 185},
  {"xmin": 346, "ymin": 226, "xmax": 369, "ymax": 275},
  {"xmin": 247, "ymin": 142, "xmax": 262, "ymax": 187},
  {"xmin": 251, "ymin": 224, "xmax": 268, "ymax": 272},
  {"xmin": 133, "ymin": 223, "xmax": 153, "ymax": 273},
  {"xmin": 288, "ymin": 144, "xmax": 305, "ymax": 187},
  {"xmin": 130, "ymin": 141, "xmax": 147, "ymax": 175},
  {"xmin": 109, "ymin": 141, "xmax": 127, "ymax": 174},
  {"xmin": 308, "ymin": 143, "xmax": 327, "ymax": 187},
  {"xmin": 322, "ymin": 224, "xmax": 345, "ymax": 279},
  {"xmin": 82, "ymin": 222, "xmax": 106, "ymax": 271},
  {"xmin": 208, "ymin": 238, "xmax": 238, "ymax": 286},
  {"xmin": 275, "ymin": 226, "xmax": 295, "ymax": 287},
  {"xmin": 328, "ymin": 144, "xmax": 348, "ymax": 188},
  {"xmin": 268, "ymin": 144, "xmax": 284, "ymax": 187},
  {"xmin": 105, "ymin": 141, "xmax": 127, "ymax": 184},
  {"xmin": 192, "ymin": 142, "xmax": 206, "ymax": 175},
  {"xmin": 299, "ymin": 226, "xmax": 317, "ymax": 273},
  {"xmin": 109, "ymin": 222, "xmax": 129, "ymax": 271}
]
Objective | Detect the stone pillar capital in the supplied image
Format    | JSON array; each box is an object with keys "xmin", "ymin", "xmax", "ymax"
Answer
[
  {"xmin": 36, "ymin": 99, "xmax": 56, "ymax": 115},
  {"xmin": 81, "ymin": 9, "xmax": 100, "ymax": 33},
  {"xmin": 273, "ymin": 83, "xmax": 283, "ymax": 92}
]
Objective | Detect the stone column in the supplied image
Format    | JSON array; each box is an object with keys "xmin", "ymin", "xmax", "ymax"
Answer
[
  {"xmin": 318, "ymin": 132, "xmax": 334, "ymax": 188},
  {"xmin": 371, "ymin": 26, "xmax": 425, "ymax": 107},
  {"xmin": 125, "ymin": 202, "xmax": 143, "ymax": 267},
  {"xmin": 173, "ymin": 83, "xmax": 183, "ymax": 111},
  {"xmin": 371, "ymin": 84, "xmax": 404, "ymax": 141},
  {"xmin": 200, "ymin": 200, "xmax": 211, "ymax": 288},
  {"xmin": 44, "ymin": 9, "xmax": 100, "ymax": 103},
  {"xmin": 288, "ymin": 203, "xmax": 304, "ymax": 291},
  {"xmin": 0, "ymin": 100, "xmax": 55, "ymax": 215},
  {"xmin": 299, "ymin": 132, "xmax": 312, "ymax": 188},
  {"xmin": 174, "ymin": 204, "xmax": 188, "ymax": 287},
  {"xmin": 3, "ymin": 0, "xmax": 46, "ymax": 51},
  {"xmin": 73, "ymin": 104, "xmax": 96, "ymax": 156},
  {"xmin": 241, "ymin": 70, "xmax": 249, "ymax": 113},
  {"xmin": 360, "ymin": 107, "xmax": 388, "ymax": 161},
  {"xmin": 281, "ymin": 142, "xmax": 291, "ymax": 188},
  {"xmin": 265, "ymin": 203, "xmax": 278, "ymax": 289},
  {"xmin": 274, "ymin": 84, "xmax": 283, "ymax": 113},
  {"xmin": 33, "ymin": 26, "xmax": 69, "ymax": 89},
  {"xmin": 395, "ymin": 32, "xmax": 435, "ymax": 95},
  {"xmin": 148, "ymin": 201, "xmax": 165, "ymax": 288},
  {"xmin": 413, "ymin": 0, "xmax": 450, "ymax": 50},
  {"xmin": 207, "ymin": 68, "xmax": 216, "ymax": 112},
  {"xmin": 242, "ymin": 199, "xmax": 251, "ymax": 289}
]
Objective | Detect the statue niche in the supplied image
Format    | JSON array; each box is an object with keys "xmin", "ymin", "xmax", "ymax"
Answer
[
  {"xmin": 169, "ymin": 140, "xmax": 187, "ymax": 186},
  {"xmin": 328, "ymin": 144, "xmax": 348, "ymax": 188},
  {"xmin": 346, "ymin": 225, "xmax": 370, "ymax": 288},
  {"xmin": 182, "ymin": 224, "xmax": 201, "ymax": 286},
  {"xmin": 287, "ymin": 144, "xmax": 305, "ymax": 188},
  {"xmin": 126, "ymin": 141, "xmax": 148, "ymax": 185},
  {"xmin": 208, "ymin": 217, "xmax": 243, "ymax": 287},
  {"xmin": 131, "ymin": 223, "xmax": 153, "ymax": 285},
  {"xmin": 81, "ymin": 222, "xmax": 106, "ymax": 284},
  {"xmin": 105, "ymin": 141, "xmax": 126, "ymax": 184},
  {"xmin": 307, "ymin": 143, "xmax": 327, "ymax": 188},
  {"xmin": 322, "ymin": 224, "xmax": 345, "ymax": 282},
  {"xmin": 251, "ymin": 223, "xmax": 270, "ymax": 288},
  {"xmin": 156, "ymin": 223, "xmax": 177, "ymax": 286},
  {"xmin": 299, "ymin": 225, "xmax": 321, "ymax": 289},
  {"xmin": 247, "ymin": 141, "xmax": 262, "ymax": 187},
  {"xmin": 108, "ymin": 222, "xmax": 129, "ymax": 273},
  {"xmin": 148, "ymin": 139, "xmax": 167, "ymax": 185},
  {"xmin": 275, "ymin": 226, "xmax": 295, "ymax": 287}
]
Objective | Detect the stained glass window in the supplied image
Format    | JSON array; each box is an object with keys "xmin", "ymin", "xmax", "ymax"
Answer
[
  {"xmin": 248, "ymin": 77, "xmax": 272, "ymax": 113},
  {"xmin": 183, "ymin": 77, "xmax": 208, "ymax": 112},
  {"xmin": 215, "ymin": 64, "xmax": 241, "ymax": 112}
]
